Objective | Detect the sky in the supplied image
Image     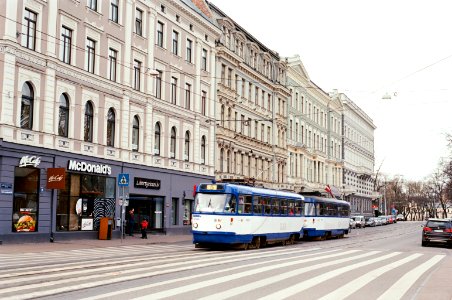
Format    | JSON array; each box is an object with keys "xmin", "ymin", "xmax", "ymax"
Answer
[{"xmin": 211, "ymin": 0, "xmax": 452, "ymax": 181}]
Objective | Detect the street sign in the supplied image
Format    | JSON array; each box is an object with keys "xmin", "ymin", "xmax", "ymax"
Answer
[{"xmin": 118, "ymin": 173, "xmax": 129, "ymax": 187}]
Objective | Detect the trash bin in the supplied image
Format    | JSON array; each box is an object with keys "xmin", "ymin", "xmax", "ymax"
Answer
[{"xmin": 99, "ymin": 217, "xmax": 113, "ymax": 240}]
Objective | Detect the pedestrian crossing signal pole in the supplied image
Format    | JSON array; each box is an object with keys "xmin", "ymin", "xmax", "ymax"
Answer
[
  {"xmin": 118, "ymin": 173, "xmax": 130, "ymax": 244},
  {"xmin": 121, "ymin": 185, "xmax": 125, "ymax": 244}
]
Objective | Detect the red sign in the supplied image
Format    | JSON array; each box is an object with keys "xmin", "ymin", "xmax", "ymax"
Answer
[{"xmin": 46, "ymin": 168, "xmax": 66, "ymax": 189}]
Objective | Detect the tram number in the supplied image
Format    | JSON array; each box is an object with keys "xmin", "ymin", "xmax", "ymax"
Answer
[{"xmin": 206, "ymin": 184, "xmax": 217, "ymax": 190}]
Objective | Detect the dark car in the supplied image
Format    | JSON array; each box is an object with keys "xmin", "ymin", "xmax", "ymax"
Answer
[{"xmin": 421, "ymin": 218, "xmax": 452, "ymax": 247}]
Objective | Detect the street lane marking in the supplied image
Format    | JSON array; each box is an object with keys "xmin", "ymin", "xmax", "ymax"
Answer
[
  {"xmin": 319, "ymin": 253, "xmax": 423, "ymax": 300},
  {"xmin": 377, "ymin": 254, "xmax": 445, "ymax": 300},
  {"xmin": 131, "ymin": 250, "xmax": 368, "ymax": 300}
]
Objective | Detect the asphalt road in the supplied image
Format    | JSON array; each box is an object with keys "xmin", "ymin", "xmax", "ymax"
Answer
[{"xmin": 0, "ymin": 221, "xmax": 450, "ymax": 300}]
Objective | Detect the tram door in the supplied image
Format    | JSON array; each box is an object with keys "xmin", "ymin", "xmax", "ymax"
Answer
[{"xmin": 128, "ymin": 196, "xmax": 164, "ymax": 232}]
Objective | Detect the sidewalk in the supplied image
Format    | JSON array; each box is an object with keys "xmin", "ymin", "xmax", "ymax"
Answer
[{"xmin": 0, "ymin": 234, "xmax": 193, "ymax": 254}]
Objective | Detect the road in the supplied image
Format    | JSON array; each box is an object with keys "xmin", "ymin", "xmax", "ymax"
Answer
[{"xmin": 0, "ymin": 221, "xmax": 450, "ymax": 300}]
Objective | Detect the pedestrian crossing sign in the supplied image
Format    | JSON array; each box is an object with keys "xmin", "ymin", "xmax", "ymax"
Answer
[{"xmin": 118, "ymin": 173, "xmax": 129, "ymax": 187}]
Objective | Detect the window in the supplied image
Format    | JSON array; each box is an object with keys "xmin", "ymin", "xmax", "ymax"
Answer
[
  {"xmin": 84, "ymin": 101, "xmax": 94, "ymax": 142},
  {"xmin": 170, "ymin": 127, "xmax": 176, "ymax": 158},
  {"xmin": 157, "ymin": 22, "xmax": 164, "ymax": 47},
  {"xmin": 201, "ymin": 49, "xmax": 207, "ymax": 71},
  {"xmin": 135, "ymin": 8, "xmax": 142, "ymax": 36},
  {"xmin": 110, "ymin": 0, "xmax": 118, "ymax": 23},
  {"xmin": 24, "ymin": 9, "xmax": 37, "ymax": 50},
  {"xmin": 134, "ymin": 60, "xmax": 141, "ymax": 91},
  {"xmin": 154, "ymin": 122, "xmax": 161, "ymax": 155},
  {"xmin": 201, "ymin": 135, "xmax": 206, "ymax": 164},
  {"xmin": 201, "ymin": 90, "xmax": 206, "ymax": 116},
  {"xmin": 107, "ymin": 108, "xmax": 115, "ymax": 147},
  {"xmin": 132, "ymin": 115, "xmax": 139, "ymax": 151},
  {"xmin": 109, "ymin": 48, "xmax": 117, "ymax": 81},
  {"xmin": 171, "ymin": 77, "xmax": 177, "ymax": 104},
  {"xmin": 58, "ymin": 94, "xmax": 69, "ymax": 137},
  {"xmin": 185, "ymin": 83, "xmax": 191, "ymax": 110},
  {"xmin": 155, "ymin": 70, "xmax": 162, "ymax": 99},
  {"xmin": 161, "ymin": 4, "xmax": 166, "ymax": 12},
  {"xmin": 172, "ymin": 31, "xmax": 179, "ymax": 55},
  {"xmin": 20, "ymin": 82, "xmax": 34, "ymax": 129},
  {"xmin": 88, "ymin": 0, "xmax": 97, "ymax": 10},
  {"xmin": 176, "ymin": 15, "xmax": 180, "ymax": 22},
  {"xmin": 184, "ymin": 131, "xmax": 190, "ymax": 161},
  {"xmin": 171, "ymin": 198, "xmax": 178, "ymax": 226},
  {"xmin": 12, "ymin": 167, "xmax": 39, "ymax": 232},
  {"xmin": 186, "ymin": 39, "xmax": 192, "ymax": 63},
  {"xmin": 61, "ymin": 26, "xmax": 72, "ymax": 64},
  {"xmin": 86, "ymin": 38, "xmax": 96, "ymax": 73}
]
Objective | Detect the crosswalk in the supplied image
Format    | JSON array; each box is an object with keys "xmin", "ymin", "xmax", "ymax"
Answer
[{"xmin": 0, "ymin": 244, "xmax": 444, "ymax": 300}]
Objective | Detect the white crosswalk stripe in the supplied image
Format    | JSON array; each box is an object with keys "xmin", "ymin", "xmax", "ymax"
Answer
[{"xmin": 0, "ymin": 244, "xmax": 444, "ymax": 300}]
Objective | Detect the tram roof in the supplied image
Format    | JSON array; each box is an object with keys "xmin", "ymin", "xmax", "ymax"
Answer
[{"xmin": 197, "ymin": 183, "xmax": 304, "ymax": 200}]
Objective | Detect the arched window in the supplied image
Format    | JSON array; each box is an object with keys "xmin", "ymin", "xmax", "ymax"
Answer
[
  {"xmin": 106, "ymin": 108, "xmax": 115, "ymax": 147},
  {"xmin": 226, "ymin": 150, "xmax": 230, "ymax": 173},
  {"xmin": 170, "ymin": 126, "xmax": 176, "ymax": 158},
  {"xmin": 184, "ymin": 131, "xmax": 190, "ymax": 161},
  {"xmin": 21, "ymin": 82, "xmax": 34, "ymax": 129},
  {"xmin": 58, "ymin": 93, "xmax": 69, "ymax": 137},
  {"xmin": 201, "ymin": 135, "xmax": 206, "ymax": 164},
  {"xmin": 219, "ymin": 148, "xmax": 224, "ymax": 172},
  {"xmin": 220, "ymin": 105, "xmax": 225, "ymax": 127},
  {"xmin": 154, "ymin": 122, "xmax": 161, "ymax": 155},
  {"xmin": 132, "ymin": 115, "xmax": 139, "ymax": 151},
  {"xmin": 84, "ymin": 101, "xmax": 94, "ymax": 142}
]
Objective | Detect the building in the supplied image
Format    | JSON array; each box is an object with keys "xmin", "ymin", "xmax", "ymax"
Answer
[
  {"xmin": 0, "ymin": 0, "xmax": 220, "ymax": 243},
  {"xmin": 285, "ymin": 56, "xmax": 344, "ymax": 194},
  {"xmin": 209, "ymin": 3, "xmax": 291, "ymax": 189},
  {"xmin": 331, "ymin": 91, "xmax": 376, "ymax": 216}
]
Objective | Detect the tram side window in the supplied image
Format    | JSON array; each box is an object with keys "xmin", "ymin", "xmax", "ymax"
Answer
[
  {"xmin": 271, "ymin": 198, "xmax": 280, "ymax": 215},
  {"xmin": 338, "ymin": 205, "xmax": 349, "ymax": 217},
  {"xmin": 318, "ymin": 202, "xmax": 327, "ymax": 216},
  {"xmin": 238, "ymin": 194, "xmax": 252, "ymax": 214},
  {"xmin": 224, "ymin": 194, "xmax": 237, "ymax": 214},
  {"xmin": 328, "ymin": 204, "xmax": 338, "ymax": 216},
  {"xmin": 253, "ymin": 196, "xmax": 263, "ymax": 215},
  {"xmin": 288, "ymin": 200, "xmax": 295, "ymax": 215},
  {"xmin": 295, "ymin": 201, "xmax": 303, "ymax": 216},
  {"xmin": 263, "ymin": 197, "xmax": 271, "ymax": 215},
  {"xmin": 280, "ymin": 199, "xmax": 288, "ymax": 215},
  {"xmin": 305, "ymin": 202, "xmax": 315, "ymax": 216}
]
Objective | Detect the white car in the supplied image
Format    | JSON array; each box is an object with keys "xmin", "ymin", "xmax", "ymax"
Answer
[{"xmin": 349, "ymin": 218, "xmax": 357, "ymax": 229}]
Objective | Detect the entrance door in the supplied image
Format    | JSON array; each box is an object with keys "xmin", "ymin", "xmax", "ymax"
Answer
[{"xmin": 128, "ymin": 195, "xmax": 164, "ymax": 232}]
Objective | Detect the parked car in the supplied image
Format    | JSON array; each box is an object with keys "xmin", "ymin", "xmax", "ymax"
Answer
[
  {"xmin": 396, "ymin": 214, "xmax": 405, "ymax": 221},
  {"xmin": 421, "ymin": 218, "xmax": 452, "ymax": 247},
  {"xmin": 352, "ymin": 216, "xmax": 365, "ymax": 228},
  {"xmin": 365, "ymin": 217, "xmax": 376, "ymax": 227},
  {"xmin": 378, "ymin": 216, "xmax": 388, "ymax": 225},
  {"xmin": 349, "ymin": 218, "xmax": 357, "ymax": 229},
  {"xmin": 374, "ymin": 217, "xmax": 382, "ymax": 226}
]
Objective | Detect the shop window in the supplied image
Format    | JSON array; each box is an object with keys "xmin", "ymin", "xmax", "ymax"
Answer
[
  {"xmin": 183, "ymin": 199, "xmax": 193, "ymax": 225},
  {"xmin": 171, "ymin": 198, "xmax": 178, "ymax": 225},
  {"xmin": 12, "ymin": 167, "xmax": 39, "ymax": 232},
  {"xmin": 56, "ymin": 174, "xmax": 115, "ymax": 231}
]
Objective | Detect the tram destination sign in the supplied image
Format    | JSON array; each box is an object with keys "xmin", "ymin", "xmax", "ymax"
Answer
[{"xmin": 134, "ymin": 177, "xmax": 161, "ymax": 190}]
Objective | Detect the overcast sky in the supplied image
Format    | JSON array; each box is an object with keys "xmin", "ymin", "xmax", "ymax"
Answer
[{"xmin": 211, "ymin": 0, "xmax": 452, "ymax": 181}]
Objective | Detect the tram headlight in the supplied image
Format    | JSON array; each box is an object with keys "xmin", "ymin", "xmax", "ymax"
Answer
[
  {"xmin": 193, "ymin": 223, "xmax": 198, "ymax": 228},
  {"xmin": 216, "ymin": 224, "xmax": 222, "ymax": 229}
]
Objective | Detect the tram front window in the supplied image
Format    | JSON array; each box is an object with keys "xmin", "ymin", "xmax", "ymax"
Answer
[{"xmin": 194, "ymin": 193, "xmax": 232, "ymax": 213}]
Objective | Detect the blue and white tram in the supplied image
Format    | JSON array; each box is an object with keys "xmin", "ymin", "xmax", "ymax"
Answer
[
  {"xmin": 191, "ymin": 183, "xmax": 305, "ymax": 249},
  {"xmin": 302, "ymin": 196, "xmax": 351, "ymax": 239}
]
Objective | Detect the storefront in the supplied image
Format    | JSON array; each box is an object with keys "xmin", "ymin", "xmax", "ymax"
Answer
[{"xmin": 0, "ymin": 141, "xmax": 213, "ymax": 243}]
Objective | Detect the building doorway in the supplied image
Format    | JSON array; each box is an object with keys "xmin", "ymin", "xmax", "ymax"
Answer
[{"xmin": 128, "ymin": 195, "xmax": 164, "ymax": 233}]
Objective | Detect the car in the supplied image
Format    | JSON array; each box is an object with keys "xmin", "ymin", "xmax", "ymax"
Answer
[
  {"xmin": 352, "ymin": 216, "xmax": 365, "ymax": 228},
  {"xmin": 421, "ymin": 218, "xmax": 452, "ymax": 247},
  {"xmin": 349, "ymin": 218, "xmax": 357, "ymax": 229},
  {"xmin": 396, "ymin": 214, "xmax": 405, "ymax": 221},
  {"xmin": 365, "ymin": 217, "xmax": 376, "ymax": 227},
  {"xmin": 374, "ymin": 217, "xmax": 382, "ymax": 226}
]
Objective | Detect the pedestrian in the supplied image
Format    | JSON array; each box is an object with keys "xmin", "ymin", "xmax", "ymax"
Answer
[
  {"xmin": 140, "ymin": 218, "xmax": 148, "ymax": 239},
  {"xmin": 126, "ymin": 208, "xmax": 135, "ymax": 236}
]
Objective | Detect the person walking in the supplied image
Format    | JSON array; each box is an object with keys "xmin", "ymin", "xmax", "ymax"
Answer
[
  {"xmin": 126, "ymin": 208, "xmax": 135, "ymax": 236},
  {"xmin": 140, "ymin": 218, "xmax": 148, "ymax": 239}
]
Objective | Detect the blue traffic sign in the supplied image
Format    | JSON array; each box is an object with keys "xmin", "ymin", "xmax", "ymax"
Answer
[{"xmin": 118, "ymin": 173, "xmax": 129, "ymax": 187}]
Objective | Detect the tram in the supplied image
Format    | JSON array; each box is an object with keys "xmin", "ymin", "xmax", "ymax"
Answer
[
  {"xmin": 302, "ymin": 194, "xmax": 351, "ymax": 240},
  {"xmin": 191, "ymin": 182, "xmax": 305, "ymax": 249}
]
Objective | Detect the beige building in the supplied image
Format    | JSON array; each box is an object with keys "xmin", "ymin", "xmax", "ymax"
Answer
[
  {"xmin": 0, "ymin": 0, "xmax": 221, "ymax": 242},
  {"xmin": 286, "ymin": 56, "xmax": 344, "ymax": 194},
  {"xmin": 209, "ymin": 3, "xmax": 291, "ymax": 189}
]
